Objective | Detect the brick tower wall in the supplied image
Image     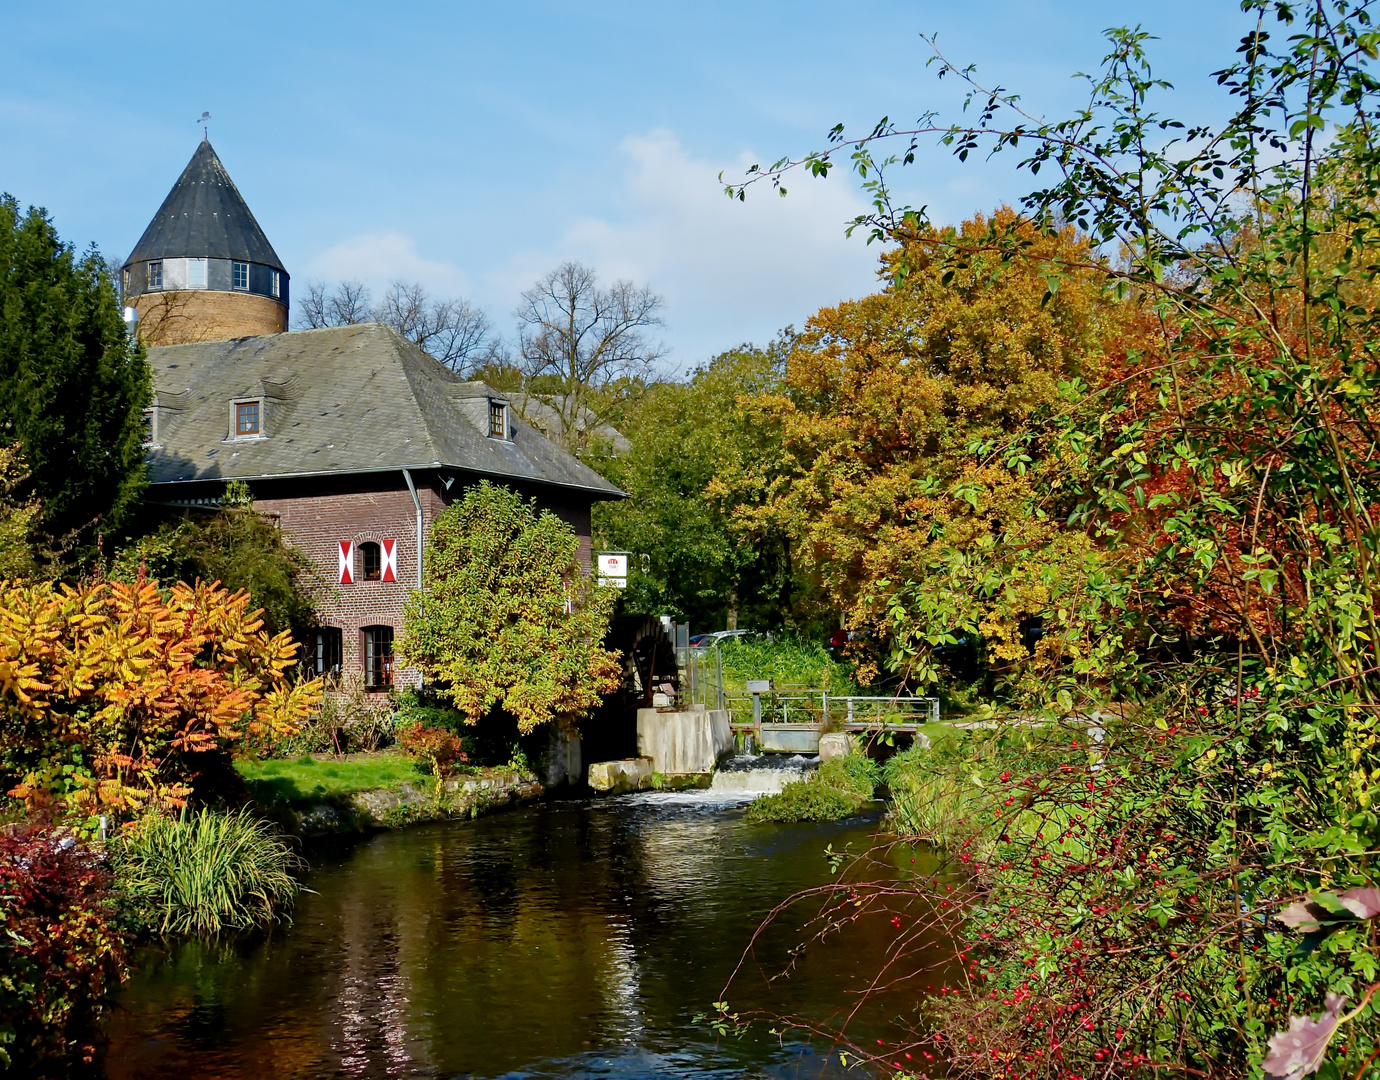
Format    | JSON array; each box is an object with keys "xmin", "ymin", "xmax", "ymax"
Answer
[{"xmin": 135, "ymin": 290, "xmax": 288, "ymax": 345}]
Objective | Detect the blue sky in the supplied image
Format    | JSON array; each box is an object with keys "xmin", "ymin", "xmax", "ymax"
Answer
[{"xmin": 3, "ymin": 1, "xmax": 1251, "ymax": 369}]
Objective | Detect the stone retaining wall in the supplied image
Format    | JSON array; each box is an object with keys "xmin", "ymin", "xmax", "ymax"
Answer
[{"xmin": 274, "ymin": 772, "xmax": 544, "ymax": 838}]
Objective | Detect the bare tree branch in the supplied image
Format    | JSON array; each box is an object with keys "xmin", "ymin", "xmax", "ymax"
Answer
[
  {"xmin": 295, "ymin": 280, "xmax": 499, "ymax": 375},
  {"xmin": 514, "ymin": 261, "xmax": 664, "ymax": 452}
]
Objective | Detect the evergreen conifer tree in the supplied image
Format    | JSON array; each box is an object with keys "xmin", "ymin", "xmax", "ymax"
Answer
[{"xmin": 0, "ymin": 195, "xmax": 151, "ymax": 554}]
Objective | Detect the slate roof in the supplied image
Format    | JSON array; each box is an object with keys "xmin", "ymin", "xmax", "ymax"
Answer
[
  {"xmin": 124, "ymin": 139, "xmax": 285, "ymax": 271},
  {"xmin": 144, "ymin": 323, "xmax": 625, "ymax": 499}
]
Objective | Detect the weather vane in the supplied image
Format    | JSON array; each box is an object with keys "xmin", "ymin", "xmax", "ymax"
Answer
[{"xmin": 197, "ymin": 111, "xmax": 211, "ymax": 138}]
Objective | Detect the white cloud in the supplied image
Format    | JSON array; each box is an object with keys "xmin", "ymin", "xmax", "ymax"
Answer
[
  {"xmin": 494, "ymin": 129, "xmax": 884, "ymax": 368},
  {"xmin": 295, "ymin": 132, "xmax": 884, "ymax": 370},
  {"xmin": 300, "ymin": 230, "xmax": 472, "ymax": 299}
]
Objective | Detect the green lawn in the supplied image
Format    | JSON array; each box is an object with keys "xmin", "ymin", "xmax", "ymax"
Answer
[{"xmin": 237, "ymin": 751, "xmax": 426, "ymax": 805}]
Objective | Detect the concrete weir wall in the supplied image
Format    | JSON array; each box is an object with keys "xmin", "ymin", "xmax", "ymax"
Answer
[{"xmin": 636, "ymin": 705, "xmax": 733, "ymax": 775}]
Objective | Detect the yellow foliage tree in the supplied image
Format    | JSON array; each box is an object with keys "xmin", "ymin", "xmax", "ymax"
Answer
[
  {"xmin": 735, "ymin": 209, "xmax": 1132, "ymax": 692},
  {"xmin": 0, "ymin": 578, "xmax": 321, "ymax": 814}
]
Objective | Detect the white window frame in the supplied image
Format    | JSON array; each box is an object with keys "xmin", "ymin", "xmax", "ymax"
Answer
[
  {"xmin": 187, "ymin": 258, "xmax": 207, "ymax": 289},
  {"xmin": 147, "ymin": 260, "xmax": 163, "ymax": 290},
  {"xmin": 270, "ymin": 269, "xmax": 280, "ymax": 298},
  {"xmin": 229, "ymin": 397, "xmax": 264, "ymax": 440},
  {"xmin": 232, "ymin": 261, "xmax": 250, "ymax": 291}
]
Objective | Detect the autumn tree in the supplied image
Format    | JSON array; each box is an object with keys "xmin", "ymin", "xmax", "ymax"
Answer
[
  {"xmin": 514, "ymin": 261, "xmax": 663, "ymax": 453},
  {"xmin": 742, "ymin": 209, "xmax": 1129, "ymax": 688},
  {"xmin": 399, "ymin": 482, "xmax": 620, "ymax": 733},
  {"xmin": 0, "ymin": 196, "xmax": 151, "ymax": 553},
  {"xmin": 716, "ymin": 6, "xmax": 1380, "ymax": 1079}
]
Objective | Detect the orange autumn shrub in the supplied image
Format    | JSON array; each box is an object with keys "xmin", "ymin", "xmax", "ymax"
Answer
[{"xmin": 0, "ymin": 578, "xmax": 322, "ymax": 815}]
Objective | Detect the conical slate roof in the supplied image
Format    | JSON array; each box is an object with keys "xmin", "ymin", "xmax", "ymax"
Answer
[{"xmin": 125, "ymin": 139, "xmax": 285, "ymax": 271}]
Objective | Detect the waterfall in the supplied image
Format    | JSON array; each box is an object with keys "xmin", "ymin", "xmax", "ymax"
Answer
[{"xmin": 707, "ymin": 754, "xmax": 817, "ymax": 795}]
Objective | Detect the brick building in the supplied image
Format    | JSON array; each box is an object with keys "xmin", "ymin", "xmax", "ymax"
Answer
[{"xmin": 132, "ymin": 143, "xmax": 623, "ymax": 691}]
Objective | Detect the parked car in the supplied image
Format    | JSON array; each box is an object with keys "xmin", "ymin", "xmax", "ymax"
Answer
[{"xmin": 689, "ymin": 629, "xmax": 757, "ymax": 649}]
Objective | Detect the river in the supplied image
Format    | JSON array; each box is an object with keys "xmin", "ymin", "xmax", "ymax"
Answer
[{"xmin": 101, "ymin": 788, "xmax": 950, "ymax": 1079}]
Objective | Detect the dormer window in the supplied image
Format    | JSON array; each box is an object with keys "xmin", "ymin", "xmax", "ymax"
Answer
[
  {"xmin": 489, "ymin": 399, "xmax": 507, "ymax": 439},
  {"xmin": 141, "ymin": 409, "xmax": 156, "ymax": 446},
  {"xmin": 234, "ymin": 400, "xmax": 261, "ymax": 437},
  {"xmin": 147, "ymin": 261, "xmax": 163, "ymax": 290},
  {"xmin": 232, "ymin": 262, "xmax": 249, "ymax": 291},
  {"xmin": 188, "ymin": 258, "xmax": 207, "ymax": 288}
]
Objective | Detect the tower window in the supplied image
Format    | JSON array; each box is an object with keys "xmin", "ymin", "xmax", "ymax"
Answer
[
  {"xmin": 489, "ymin": 400, "xmax": 507, "ymax": 438},
  {"xmin": 358, "ymin": 541, "xmax": 382, "ymax": 581},
  {"xmin": 232, "ymin": 262, "xmax": 249, "ymax": 290},
  {"xmin": 122, "ymin": 268, "xmax": 129, "ymax": 294},
  {"xmin": 270, "ymin": 270, "xmax": 281, "ymax": 298},
  {"xmin": 235, "ymin": 400, "xmax": 260, "ymax": 437},
  {"xmin": 362, "ymin": 625, "xmax": 394, "ymax": 691},
  {"xmin": 147, "ymin": 261, "xmax": 163, "ymax": 290},
  {"xmin": 188, "ymin": 258, "xmax": 207, "ymax": 288}
]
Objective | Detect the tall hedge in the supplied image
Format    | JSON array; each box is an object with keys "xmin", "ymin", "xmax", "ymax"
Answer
[{"xmin": 0, "ymin": 195, "xmax": 151, "ymax": 552}]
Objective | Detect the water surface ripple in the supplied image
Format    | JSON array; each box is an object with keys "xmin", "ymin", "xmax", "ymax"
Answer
[{"xmin": 102, "ymin": 792, "xmax": 937, "ymax": 1079}]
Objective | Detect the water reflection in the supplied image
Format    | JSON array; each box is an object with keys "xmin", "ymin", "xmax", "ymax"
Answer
[{"xmin": 103, "ymin": 794, "xmax": 950, "ymax": 1079}]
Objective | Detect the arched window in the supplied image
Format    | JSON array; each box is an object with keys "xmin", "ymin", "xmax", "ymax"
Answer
[
  {"xmin": 358, "ymin": 541, "xmax": 382, "ymax": 581},
  {"xmin": 362, "ymin": 625, "xmax": 394, "ymax": 691}
]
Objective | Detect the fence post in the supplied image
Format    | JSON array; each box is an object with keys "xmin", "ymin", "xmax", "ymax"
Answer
[
  {"xmin": 716, "ymin": 645, "xmax": 725, "ymax": 711},
  {"xmin": 847, "ymin": 698, "xmax": 855, "ymax": 724}
]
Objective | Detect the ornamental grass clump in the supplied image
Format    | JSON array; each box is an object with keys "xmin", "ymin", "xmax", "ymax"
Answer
[
  {"xmin": 114, "ymin": 808, "xmax": 301, "ymax": 936},
  {"xmin": 744, "ymin": 753, "xmax": 878, "ymax": 823}
]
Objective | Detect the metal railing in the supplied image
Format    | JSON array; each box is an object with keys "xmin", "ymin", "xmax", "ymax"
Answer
[{"xmin": 680, "ymin": 643, "xmax": 939, "ymax": 728}]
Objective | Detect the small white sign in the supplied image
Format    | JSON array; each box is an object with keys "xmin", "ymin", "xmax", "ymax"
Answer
[{"xmin": 598, "ymin": 553, "xmax": 628, "ymax": 578}]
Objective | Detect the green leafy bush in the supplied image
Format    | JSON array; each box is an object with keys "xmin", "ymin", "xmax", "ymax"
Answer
[
  {"xmin": 717, "ymin": 637, "xmax": 861, "ymax": 695},
  {"xmin": 883, "ymin": 723, "xmax": 1066, "ymax": 852},
  {"xmin": 112, "ymin": 808, "xmax": 301, "ymax": 936},
  {"xmin": 744, "ymin": 753, "xmax": 878, "ymax": 823},
  {"xmin": 111, "ymin": 482, "xmax": 322, "ymax": 639}
]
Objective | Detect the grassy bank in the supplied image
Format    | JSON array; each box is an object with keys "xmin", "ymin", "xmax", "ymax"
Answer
[{"xmin": 236, "ymin": 750, "xmax": 424, "ymax": 805}]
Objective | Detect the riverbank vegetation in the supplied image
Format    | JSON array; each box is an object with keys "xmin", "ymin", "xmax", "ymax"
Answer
[
  {"xmin": 702, "ymin": 4, "xmax": 1380, "ymax": 1078},
  {"xmin": 744, "ymin": 753, "xmax": 878, "ymax": 823}
]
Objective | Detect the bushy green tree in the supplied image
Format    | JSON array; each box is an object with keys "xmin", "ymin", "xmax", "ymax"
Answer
[
  {"xmin": 110, "ymin": 482, "xmax": 321, "ymax": 638},
  {"xmin": 399, "ymin": 481, "xmax": 621, "ymax": 734},
  {"xmin": 588, "ymin": 340, "xmax": 801, "ymax": 632},
  {"xmin": 0, "ymin": 196, "xmax": 151, "ymax": 550}
]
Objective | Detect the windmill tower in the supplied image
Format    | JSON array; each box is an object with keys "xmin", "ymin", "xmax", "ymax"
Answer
[{"xmin": 122, "ymin": 139, "xmax": 289, "ymax": 344}]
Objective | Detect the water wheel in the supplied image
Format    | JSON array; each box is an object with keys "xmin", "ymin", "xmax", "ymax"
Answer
[{"xmin": 579, "ymin": 616, "xmax": 680, "ymax": 764}]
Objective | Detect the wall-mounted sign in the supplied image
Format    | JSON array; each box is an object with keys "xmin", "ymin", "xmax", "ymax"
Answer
[{"xmin": 594, "ymin": 551, "xmax": 630, "ymax": 588}]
